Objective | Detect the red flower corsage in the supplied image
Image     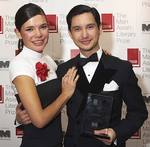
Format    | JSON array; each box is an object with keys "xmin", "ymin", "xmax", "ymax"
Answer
[{"xmin": 35, "ymin": 62, "xmax": 49, "ymax": 81}]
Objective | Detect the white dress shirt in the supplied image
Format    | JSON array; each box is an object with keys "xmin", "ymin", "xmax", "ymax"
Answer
[{"xmin": 80, "ymin": 49, "xmax": 102, "ymax": 83}]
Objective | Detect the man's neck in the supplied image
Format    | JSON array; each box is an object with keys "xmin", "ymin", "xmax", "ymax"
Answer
[{"xmin": 80, "ymin": 47, "xmax": 101, "ymax": 58}]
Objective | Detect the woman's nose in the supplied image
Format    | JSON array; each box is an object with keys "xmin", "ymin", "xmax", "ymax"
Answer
[{"xmin": 35, "ymin": 29, "xmax": 42, "ymax": 37}]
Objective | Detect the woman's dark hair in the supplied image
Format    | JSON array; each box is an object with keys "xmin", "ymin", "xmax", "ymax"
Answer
[
  {"xmin": 15, "ymin": 3, "xmax": 46, "ymax": 52},
  {"xmin": 66, "ymin": 4, "xmax": 101, "ymax": 31}
]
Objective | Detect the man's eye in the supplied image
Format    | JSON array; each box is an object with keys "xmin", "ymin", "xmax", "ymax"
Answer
[
  {"xmin": 26, "ymin": 28, "xmax": 33, "ymax": 31},
  {"xmin": 74, "ymin": 28, "xmax": 80, "ymax": 32},
  {"xmin": 87, "ymin": 25, "xmax": 95, "ymax": 29}
]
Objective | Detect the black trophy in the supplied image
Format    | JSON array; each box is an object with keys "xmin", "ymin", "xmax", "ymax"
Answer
[{"xmin": 80, "ymin": 92, "xmax": 113, "ymax": 139}]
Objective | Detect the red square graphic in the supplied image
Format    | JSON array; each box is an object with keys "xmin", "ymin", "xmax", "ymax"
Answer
[
  {"xmin": 16, "ymin": 126, "xmax": 24, "ymax": 137},
  {"xmin": 0, "ymin": 85, "xmax": 4, "ymax": 103},
  {"xmin": 130, "ymin": 129, "xmax": 141, "ymax": 139},
  {"xmin": 101, "ymin": 13, "xmax": 115, "ymax": 32},
  {"xmin": 0, "ymin": 16, "xmax": 3, "ymax": 34},
  {"xmin": 71, "ymin": 49, "xmax": 80, "ymax": 58},
  {"xmin": 127, "ymin": 48, "xmax": 141, "ymax": 67},
  {"xmin": 46, "ymin": 15, "xmax": 58, "ymax": 33}
]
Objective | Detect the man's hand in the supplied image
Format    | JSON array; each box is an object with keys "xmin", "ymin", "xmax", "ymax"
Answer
[
  {"xmin": 16, "ymin": 103, "xmax": 31, "ymax": 125},
  {"xmin": 94, "ymin": 128, "xmax": 116, "ymax": 145}
]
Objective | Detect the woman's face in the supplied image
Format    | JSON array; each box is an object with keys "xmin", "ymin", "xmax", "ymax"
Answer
[{"xmin": 16, "ymin": 14, "xmax": 49, "ymax": 53}]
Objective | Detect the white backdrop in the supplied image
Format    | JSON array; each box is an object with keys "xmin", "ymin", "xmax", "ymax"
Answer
[{"xmin": 0, "ymin": 0, "xmax": 150, "ymax": 147}]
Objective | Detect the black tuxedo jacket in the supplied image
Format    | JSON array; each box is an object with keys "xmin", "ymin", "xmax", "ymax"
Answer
[{"xmin": 56, "ymin": 52, "xmax": 148, "ymax": 147}]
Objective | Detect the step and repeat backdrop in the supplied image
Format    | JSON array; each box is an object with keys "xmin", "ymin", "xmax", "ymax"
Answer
[{"xmin": 0, "ymin": 0, "xmax": 150, "ymax": 147}]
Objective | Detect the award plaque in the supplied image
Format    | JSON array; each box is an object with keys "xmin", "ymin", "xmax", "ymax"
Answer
[{"xmin": 80, "ymin": 92, "xmax": 113, "ymax": 139}]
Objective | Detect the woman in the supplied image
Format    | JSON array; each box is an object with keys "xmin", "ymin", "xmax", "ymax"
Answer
[{"xmin": 9, "ymin": 3, "xmax": 79, "ymax": 147}]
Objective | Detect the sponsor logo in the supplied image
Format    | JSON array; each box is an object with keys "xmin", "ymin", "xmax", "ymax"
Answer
[
  {"xmin": 142, "ymin": 22, "xmax": 150, "ymax": 33},
  {"xmin": 0, "ymin": 16, "xmax": 3, "ymax": 34},
  {"xmin": 0, "ymin": 85, "xmax": 4, "ymax": 103},
  {"xmin": 16, "ymin": 126, "xmax": 23, "ymax": 138},
  {"xmin": 46, "ymin": 15, "xmax": 58, "ymax": 33},
  {"xmin": 101, "ymin": 13, "xmax": 115, "ymax": 32},
  {"xmin": 0, "ymin": 59, "xmax": 10, "ymax": 70},
  {"xmin": 127, "ymin": 48, "xmax": 141, "ymax": 67},
  {"xmin": 0, "ymin": 129, "xmax": 11, "ymax": 140}
]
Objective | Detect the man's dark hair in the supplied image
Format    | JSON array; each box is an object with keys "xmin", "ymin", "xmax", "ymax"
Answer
[{"xmin": 66, "ymin": 4, "xmax": 101, "ymax": 31}]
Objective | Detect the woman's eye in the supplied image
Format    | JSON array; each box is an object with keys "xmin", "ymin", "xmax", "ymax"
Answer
[{"xmin": 41, "ymin": 25, "xmax": 48, "ymax": 29}]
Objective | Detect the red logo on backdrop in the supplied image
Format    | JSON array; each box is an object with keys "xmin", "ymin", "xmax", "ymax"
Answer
[
  {"xmin": 101, "ymin": 13, "xmax": 115, "ymax": 32},
  {"xmin": 130, "ymin": 129, "xmax": 141, "ymax": 139},
  {"xmin": 46, "ymin": 15, "xmax": 58, "ymax": 33},
  {"xmin": 70, "ymin": 49, "xmax": 80, "ymax": 58},
  {"xmin": 0, "ymin": 85, "xmax": 4, "ymax": 103},
  {"xmin": 127, "ymin": 48, "xmax": 141, "ymax": 67},
  {"xmin": 16, "ymin": 126, "xmax": 24, "ymax": 138},
  {"xmin": 0, "ymin": 16, "xmax": 3, "ymax": 34}
]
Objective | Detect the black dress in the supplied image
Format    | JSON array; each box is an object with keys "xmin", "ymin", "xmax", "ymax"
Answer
[{"xmin": 16, "ymin": 79, "xmax": 63, "ymax": 147}]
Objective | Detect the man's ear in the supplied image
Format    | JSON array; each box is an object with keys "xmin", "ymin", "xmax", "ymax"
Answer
[{"xmin": 14, "ymin": 28, "xmax": 22, "ymax": 39}]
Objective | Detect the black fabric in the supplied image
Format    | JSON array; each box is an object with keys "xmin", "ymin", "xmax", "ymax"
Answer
[
  {"xmin": 80, "ymin": 92, "xmax": 114, "ymax": 136},
  {"xmin": 75, "ymin": 56, "xmax": 116, "ymax": 120},
  {"xmin": 16, "ymin": 79, "xmax": 63, "ymax": 147},
  {"xmin": 56, "ymin": 52, "xmax": 148, "ymax": 147},
  {"xmin": 78, "ymin": 53, "xmax": 98, "ymax": 66}
]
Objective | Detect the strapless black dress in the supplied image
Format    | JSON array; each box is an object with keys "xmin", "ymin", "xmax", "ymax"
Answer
[{"xmin": 16, "ymin": 79, "xmax": 63, "ymax": 147}]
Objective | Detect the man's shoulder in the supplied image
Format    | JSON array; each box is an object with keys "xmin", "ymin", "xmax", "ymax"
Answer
[
  {"xmin": 58, "ymin": 57, "xmax": 77, "ymax": 68},
  {"xmin": 104, "ymin": 54, "xmax": 132, "ymax": 69},
  {"xmin": 57, "ymin": 57, "xmax": 77, "ymax": 76}
]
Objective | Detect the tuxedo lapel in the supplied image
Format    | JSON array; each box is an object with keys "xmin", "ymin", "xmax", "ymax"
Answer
[
  {"xmin": 76, "ymin": 53, "xmax": 116, "ymax": 94},
  {"xmin": 75, "ymin": 53, "xmax": 117, "ymax": 118},
  {"xmin": 89, "ymin": 52, "xmax": 117, "ymax": 93},
  {"xmin": 101, "ymin": 52, "xmax": 123, "ymax": 86},
  {"xmin": 77, "ymin": 66, "xmax": 91, "ymax": 95}
]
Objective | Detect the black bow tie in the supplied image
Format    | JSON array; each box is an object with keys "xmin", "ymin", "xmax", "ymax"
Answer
[{"xmin": 79, "ymin": 53, "xmax": 98, "ymax": 66}]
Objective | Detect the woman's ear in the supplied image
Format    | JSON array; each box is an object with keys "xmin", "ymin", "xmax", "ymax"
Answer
[
  {"xmin": 14, "ymin": 28, "xmax": 22, "ymax": 39},
  {"xmin": 99, "ymin": 25, "xmax": 102, "ymax": 33}
]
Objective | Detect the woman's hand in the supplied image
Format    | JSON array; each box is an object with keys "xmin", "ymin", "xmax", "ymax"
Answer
[
  {"xmin": 61, "ymin": 67, "xmax": 79, "ymax": 99},
  {"xmin": 14, "ymin": 67, "xmax": 79, "ymax": 128},
  {"xmin": 16, "ymin": 103, "xmax": 31, "ymax": 125}
]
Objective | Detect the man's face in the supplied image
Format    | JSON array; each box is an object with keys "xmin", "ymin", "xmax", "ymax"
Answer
[{"xmin": 69, "ymin": 12, "xmax": 101, "ymax": 56}]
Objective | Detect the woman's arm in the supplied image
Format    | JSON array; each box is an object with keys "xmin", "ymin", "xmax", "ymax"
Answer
[
  {"xmin": 13, "ymin": 67, "xmax": 79, "ymax": 128},
  {"xmin": 15, "ymin": 103, "xmax": 32, "ymax": 125}
]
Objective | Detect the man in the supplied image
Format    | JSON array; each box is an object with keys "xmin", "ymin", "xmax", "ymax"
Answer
[{"xmin": 16, "ymin": 4, "xmax": 148, "ymax": 147}]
